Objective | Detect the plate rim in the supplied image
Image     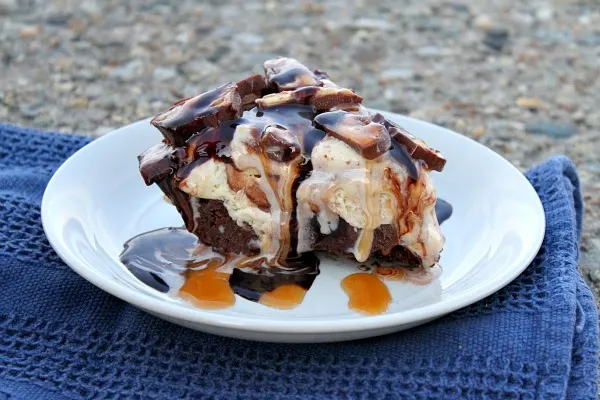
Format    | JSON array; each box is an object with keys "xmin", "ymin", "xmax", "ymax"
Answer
[{"xmin": 41, "ymin": 111, "xmax": 546, "ymax": 334}]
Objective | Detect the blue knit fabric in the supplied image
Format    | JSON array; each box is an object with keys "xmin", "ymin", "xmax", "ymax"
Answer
[{"xmin": 0, "ymin": 122, "xmax": 597, "ymax": 400}]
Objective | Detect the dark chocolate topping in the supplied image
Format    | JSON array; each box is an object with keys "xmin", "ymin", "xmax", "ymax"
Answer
[
  {"xmin": 151, "ymin": 82, "xmax": 242, "ymax": 146},
  {"xmin": 314, "ymin": 110, "xmax": 392, "ymax": 160},
  {"xmin": 389, "ymin": 143, "xmax": 419, "ymax": 181},
  {"xmin": 256, "ymin": 86, "xmax": 362, "ymax": 111},
  {"xmin": 236, "ymin": 74, "xmax": 270, "ymax": 109},
  {"xmin": 264, "ymin": 57, "xmax": 320, "ymax": 91},
  {"xmin": 138, "ymin": 143, "xmax": 179, "ymax": 185},
  {"xmin": 139, "ymin": 104, "xmax": 325, "ymax": 188},
  {"xmin": 372, "ymin": 113, "xmax": 446, "ymax": 172},
  {"xmin": 236, "ymin": 74, "xmax": 268, "ymax": 98},
  {"xmin": 435, "ymin": 198, "xmax": 453, "ymax": 225},
  {"xmin": 260, "ymin": 125, "xmax": 302, "ymax": 162}
]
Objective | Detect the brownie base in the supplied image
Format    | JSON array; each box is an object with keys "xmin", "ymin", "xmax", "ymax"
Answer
[
  {"xmin": 192, "ymin": 198, "xmax": 260, "ymax": 256},
  {"xmin": 312, "ymin": 218, "xmax": 421, "ymax": 267},
  {"xmin": 174, "ymin": 194, "xmax": 420, "ymax": 267}
]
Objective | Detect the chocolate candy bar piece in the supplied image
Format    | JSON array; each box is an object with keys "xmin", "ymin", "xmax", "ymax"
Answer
[
  {"xmin": 226, "ymin": 164, "xmax": 270, "ymax": 210},
  {"xmin": 264, "ymin": 57, "xmax": 320, "ymax": 91},
  {"xmin": 236, "ymin": 74, "xmax": 268, "ymax": 108},
  {"xmin": 255, "ymin": 86, "xmax": 362, "ymax": 110},
  {"xmin": 138, "ymin": 143, "xmax": 183, "ymax": 185},
  {"xmin": 151, "ymin": 82, "xmax": 242, "ymax": 146},
  {"xmin": 311, "ymin": 87, "xmax": 362, "ymax": 110},
  {"xmin": 372, "ymin": 114, "xmax": 446, "ymax": 172},
  {"xmin": 260, "ymin": 125, "xmax": 302, "ymax": 162},
  {"xmin": 314, "ymin": 111, "xmax": 392, "ymax": 160}
]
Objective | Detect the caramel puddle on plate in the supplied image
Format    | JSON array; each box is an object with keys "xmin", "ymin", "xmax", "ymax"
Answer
[
  {"xmin": 179, "ymin": 260, "xmax": 236, "ymax": 309},
  {"xmin": 341, "ymin": 273, "xmax": 392, "ymax": 315},
  {"xmin": 259, "ymin": 284, "xmax": 308, "ymax": 309}
]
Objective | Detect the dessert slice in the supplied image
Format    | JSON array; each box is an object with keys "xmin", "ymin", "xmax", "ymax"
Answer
[{"xmin": 139, "ymin": 57, "xmax": 446, "ymax": 269}]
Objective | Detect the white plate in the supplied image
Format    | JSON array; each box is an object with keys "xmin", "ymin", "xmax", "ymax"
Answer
[{"xmin": 41, "ymin": 111, "xmax": 545, "ymax": 343}]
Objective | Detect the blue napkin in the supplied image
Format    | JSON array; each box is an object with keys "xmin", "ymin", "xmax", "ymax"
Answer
[{"xmin": 0, "ymin": 122, "xmax": 597, "ymax": 400}]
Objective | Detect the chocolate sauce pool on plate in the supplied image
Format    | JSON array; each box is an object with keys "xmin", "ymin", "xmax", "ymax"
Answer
[
  {"xmin": 120, "ymin": 227, "xmax": 319, "ymax": 309},
  {"xmin": 120, "ymin": 199, "xmax": 452, "ymax": 311},
  {"xmin": 435, "ymin": 198, "xmax": 453, "ymax": 225}
]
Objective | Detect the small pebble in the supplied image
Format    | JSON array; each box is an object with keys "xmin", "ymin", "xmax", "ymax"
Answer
[
  {"xmin": 472, "ymin": 127, "xmax": 485, "ymax": 137},
  {"xmin": 45, "ymin": 13, "xmax": 71, "ymax": 26},
  {"xmin": 236, "ymin": 33, "xmax": 264, "ymax": 46},
  {"xmin": 153, "ymin": 67, "xmax": 178, "ymax": 81},
  {"xmin": 516, "ymin": 97, "xmax": 543, "ymax": 110},
  {"xmin": 53, "ymin": 57, "xmax": 74, "ymax": 70},
  {"xmin": 68, "ymin": 19, "xmax": 88, "ymax": 35},
  {"xmin": 379, "ymin": 68, "xmax": 415, "ymax": 82},
  {"xmin": 414, "ymin": 18, "xmax": 441, "ymax": 32},
  {"xmin": 577, "ymin": 33, "xmax": 600, "ymax": 47},
  {"xmin": 454, "ymin": 119, "xmax": 466, "ymax": 131},
  {"xmin": 582, "ymin": 239, "xmax": 600, "ymax": 282},
  {"xmin": 19, "ymin": 25, "xmax": 40, "ymax": 39},
  {"xmin": 301, "ymin": 2, "xmax": 325, "ymax": 14},
  {"xmin": 535, "ymin": 30, "xmax": 570, "ymax": 45},
  {"xmin": 0, "ymin": 0, "xmax": 16, "ymax": 15},
  {"xmin": 212, "ymin": 26, "xmax": 235, "ymax": 38},
  {"xmin": 109, "ymin": 60, "xmax": 144, "ymax": 81},
  {"xmin": 483, "ymin": 28, "xmax": 509, "ymax": 51},
  {"xmin": 448, "ymin": 3, "xmax": 470, "ymax": 13},
  {"xmin": 19, "ymin": 103, "xmax": 43, "ymax": 118},
  {"xmin": 572, "ymin": 110, "xmax": 586, "ymax": 123},
  {"xmin": 416, "ymin": 46, "xmax": 454, "ymax": 57},
  {"xmin": 85, "ymin": 108, "xmax": 109, "ymax": 122},
  {"xmin": 524, "ymin": 122, "xmax": 576, "ymax": 139},
  {"xmin": 352, "ymin": 18, "xmax": 394, "ymax": 31},
  {"xmin": 535, "ymin": 7, "xmax": 554, "ymax": 22},
  {"xmin": 68, "ymin": 98, "xmax": 89, "ymax": 108},
  {"xmin": 473, "ymin": 14, "xmax": 493, "ymax": 31}
]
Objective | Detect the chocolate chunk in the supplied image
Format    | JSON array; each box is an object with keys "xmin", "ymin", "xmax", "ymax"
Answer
[
  {"xmin": 372, "ymin": 114, "xmax": 446, "ymax": 172},
  {"xmin": 236, "ymin": 74, "xmax": 268, "ymax": 108},
  {"xmin": 255, "ymin": 87, "xmax": 315, "ymax": 108},
  {"xmin": 138, "ymin": 143, "xmax": 181, "ymax": 185},
  {"xmin": 310, "ymin": 87, "xmax": 362, "ymax": 110},
  {"xmin": 314, "ymin": 111, "xmax": 392, "ymax": 160},
  {"xmin": 226, "ymin": 164, "xmax": 270, "ymax": 210},
  {"xmin": 151, "ymin": 82, "xmax": 242, "ymax": 146},
  {"xmin": 409, "ymin": 142, "xmax": 446, "ymax": 172},
  {"xmin": 264, "ymin": 57, "xmax": 320, "ymax": 91},
  {"xmin": 255, "ymin": 86, "xmax": 362, "ymax": 110},
  {"xmin": 260, "ymin": 125, "xmax": 301, "ymax": 162}
]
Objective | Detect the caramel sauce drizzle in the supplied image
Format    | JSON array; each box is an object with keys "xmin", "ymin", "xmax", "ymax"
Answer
[
  {"xmin": 259, "ymin": 284, "xmax": 307, "ymax": 309},
  {"xmin": 179, "ymin": 259, "xmax": 236, "ymax": 309},
  {"xmin": 341, "ymin": 273, "xmax": 391, "ymax": 315}
]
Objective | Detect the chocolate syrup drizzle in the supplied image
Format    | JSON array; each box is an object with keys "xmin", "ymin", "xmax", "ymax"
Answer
[{"xmin": 120, "ymin": 227, "xmax": 320, "ymax": 302}]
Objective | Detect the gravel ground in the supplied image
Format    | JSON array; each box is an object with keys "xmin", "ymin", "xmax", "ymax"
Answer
[{"xmin": 1, "ymin": 0, "xmax": 599, "ymax": 301}]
